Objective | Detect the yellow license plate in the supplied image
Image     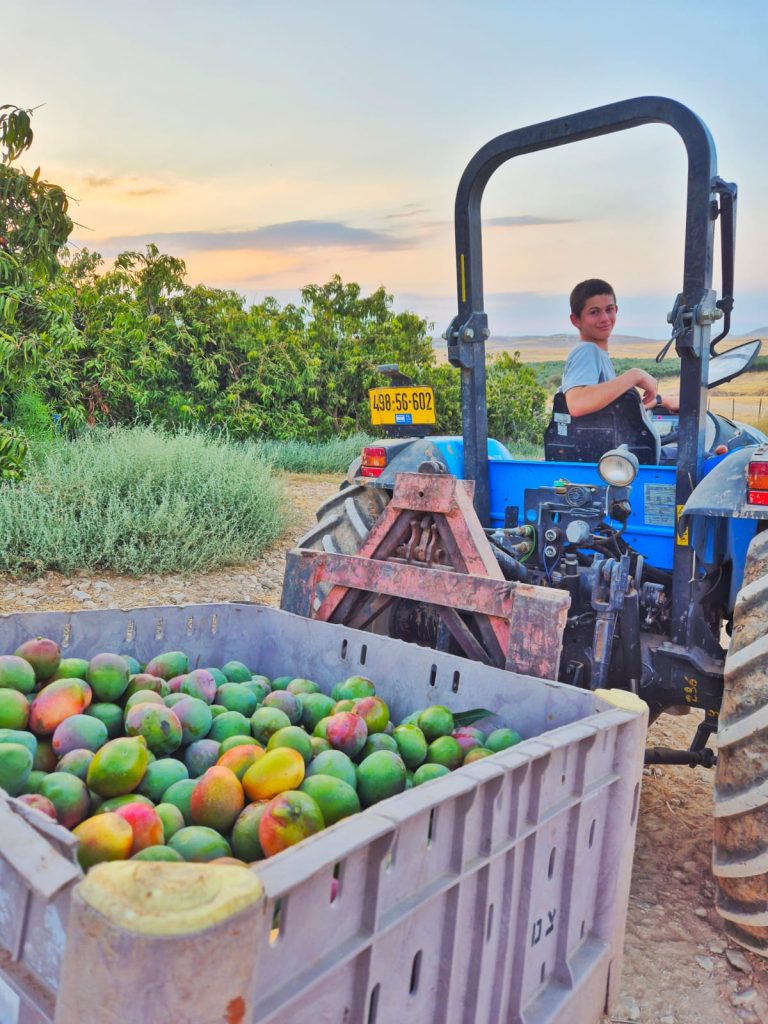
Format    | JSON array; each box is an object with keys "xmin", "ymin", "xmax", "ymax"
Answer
[{"xmin": 369, "ymin": 386, "xmax": 436, "ymax": 426}]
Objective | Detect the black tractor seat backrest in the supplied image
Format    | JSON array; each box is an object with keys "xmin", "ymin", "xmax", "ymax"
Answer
[{"xmin": 544, "ymin": 389, "xmax": 661, "ymax": 464}]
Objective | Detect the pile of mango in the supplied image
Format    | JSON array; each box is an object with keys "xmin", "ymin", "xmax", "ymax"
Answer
[{"xmin": 0, "ymin": 637, "xmax": 522, "ymax": 870}]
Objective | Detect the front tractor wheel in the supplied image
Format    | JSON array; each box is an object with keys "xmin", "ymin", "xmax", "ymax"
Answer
[{"xmin": 713, "ymin": 528, "xmax": 768, "ymax": 955}]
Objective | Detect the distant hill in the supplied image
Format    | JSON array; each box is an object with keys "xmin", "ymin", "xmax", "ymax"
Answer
[{"xmin": 432, "ymin": 328, "xmax": 767, "ymax": 364}]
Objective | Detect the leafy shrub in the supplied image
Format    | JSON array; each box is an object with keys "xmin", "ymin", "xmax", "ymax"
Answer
[
  {"xmin": 426, "ymin": 351, "xmax": 547, "ymax": 445},
  {"xmin": 0, "ymin": 426, "xmax": 286, "ymax": 576},
  {"xmin": 38, "ymin": 263, "xmax": 438, "ymax": 442},
  {"xmin": 0, "ymin": 106, "xmax": 75, "ymax": 404},
  {"xmin": 11, "ymin": 388, "xmax": 55, "ymax": 443},
  {"xmin": 0, "ymin": 426, "xmax": 27, "ymax": 481}
]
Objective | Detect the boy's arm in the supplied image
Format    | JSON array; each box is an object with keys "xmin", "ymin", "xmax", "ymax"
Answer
[{"xmin": 565, "ymin": 369, "xmax": 658, "ymax": 416}]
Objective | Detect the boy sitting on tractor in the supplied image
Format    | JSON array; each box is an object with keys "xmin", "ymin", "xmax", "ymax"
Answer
[{"xmin": 561, "ymin": 278, "xmax": 679, "ymax": 416}]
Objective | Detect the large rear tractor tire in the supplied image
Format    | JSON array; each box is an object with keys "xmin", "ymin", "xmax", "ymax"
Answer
[
  {"xmin": 297, "ymin": 483, "xmax": 440, "ymax": 644},
  {"xmin": 296, "ymin": 482, "xmax": 392, "ymax": 630},
  {"xmin": 297, "ymin": 483, "xmax": 390, "ymax": 555},
  {"xmin": 713, "ymin": 528, "xmax": 768, "ymax": 955}
]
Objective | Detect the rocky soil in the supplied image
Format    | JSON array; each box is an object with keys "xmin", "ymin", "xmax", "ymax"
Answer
[{"xmin": 2, "ymin": 470, "xmax": 767, "ymax": 1022}]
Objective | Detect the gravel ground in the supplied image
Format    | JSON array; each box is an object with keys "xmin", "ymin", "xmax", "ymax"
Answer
[{"xmin": 2, "ymin": 469, "xmax": 767, "ymax": 1022}]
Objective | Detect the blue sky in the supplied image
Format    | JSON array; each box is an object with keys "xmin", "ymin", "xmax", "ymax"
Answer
[{"xmin": 5, "ymin": 0, "xmax": 768, "ymax": 338}]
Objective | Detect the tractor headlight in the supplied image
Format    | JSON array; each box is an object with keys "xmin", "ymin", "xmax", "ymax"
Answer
[{"xmin": 598, "ymin": 446, "xmax": 639, "ymax": 487}]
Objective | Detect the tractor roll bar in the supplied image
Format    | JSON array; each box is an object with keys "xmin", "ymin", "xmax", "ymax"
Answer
[{"xmin": 446, "ymin": 96, "xmax": 722, "ymax": 645}]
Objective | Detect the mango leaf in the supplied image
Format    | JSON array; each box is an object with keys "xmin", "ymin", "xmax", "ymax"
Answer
[{"xmin": 453, "ymin": 708, "xmax": 494, "ymax": 727}]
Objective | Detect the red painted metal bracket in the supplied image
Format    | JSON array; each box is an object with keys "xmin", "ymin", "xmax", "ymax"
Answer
[{"xmin": 282, "ymin": 473, "xmax": 570, "ymax": 680}]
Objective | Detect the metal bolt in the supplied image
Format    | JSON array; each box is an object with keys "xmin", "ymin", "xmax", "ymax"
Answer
[
  {"xmin": 544, "ymin": 545, "xmax": 557, "ymax": 559},
  {"xmin": 463, "ymin": 328, "xmax": 475, "ymax": 340},
  {"xmin": 544, "ymin": 528, "xmax": 558, "ymax": 543}
]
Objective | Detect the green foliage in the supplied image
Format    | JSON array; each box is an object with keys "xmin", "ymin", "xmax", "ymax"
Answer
[
  {"xmin": 11, "ymin": 387, "xmax": 54, "ymax": 443},
  {"xmin": 0, "ymin": 426, "xmax": 285, "ymax": 576},
  {"xmin": 487, "ymin": 352, "xmax": 548, "ymax": 444},
  {"xmin": 505, "ymin": 438, "xmax": 545, "ymax": 460},
  {"xmin": 254, "ymin": 433, "xmax": 375, "ymax": 474},
  {"xmin": 528, "ymin": 354, "xmax": 697, "ymax": 392},
  {"xmin": 37, "ymin": 263, "xmax": 441, "ymax": 441},
  {"xmin": 0, "ymin": 102, "xmax": 546, "ymax": 451},
  {"xmin": 0, "ymin": 105, "xmax": 75, "ymax": 409},
  {"xmin": 422, "ymin": 352, "xmax": 547, "ymax": 445},
  {"xmin": 0, "ymin": 426, "xmax": 27, "ymax": 481}
]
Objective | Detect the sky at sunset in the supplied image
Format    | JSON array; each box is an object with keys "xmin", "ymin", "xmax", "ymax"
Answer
[{"xmin": 5, "ymin": 0, "xmax": 768, "ymax": 340}]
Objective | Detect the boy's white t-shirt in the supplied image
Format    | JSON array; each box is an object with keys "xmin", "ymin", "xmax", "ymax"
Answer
[{"xmin": 560, "ymin": 342, "xmax": 616, "ymax": 394}]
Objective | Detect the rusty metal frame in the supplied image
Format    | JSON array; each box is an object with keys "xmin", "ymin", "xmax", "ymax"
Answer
[{"xmin": 282, "ymin": 473, "xmax": 570, "ymax": 680}]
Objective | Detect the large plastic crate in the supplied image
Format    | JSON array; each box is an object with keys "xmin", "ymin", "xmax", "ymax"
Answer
[{"xmin": 0, "ymin": 603, "xmax": 646, "ymax": 1024}]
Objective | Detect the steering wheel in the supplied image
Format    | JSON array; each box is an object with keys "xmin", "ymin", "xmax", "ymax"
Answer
[
  {"xmin": 659, "ymin": 412, "xmax": 720, "ymax": 451},
  {"xmin": 652, "ymin": 403, "xmax": 678, "ymax": 446}
]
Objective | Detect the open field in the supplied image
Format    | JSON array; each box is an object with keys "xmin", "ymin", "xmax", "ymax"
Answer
[{"xmin": 435, "ymin": 330, "xmax": 768, "ymax": 427}]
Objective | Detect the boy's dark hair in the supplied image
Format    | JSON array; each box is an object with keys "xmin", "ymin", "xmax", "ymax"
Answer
[{"xmin": 569, "ymin": 278, "xmax": 616, "ymax": 317}]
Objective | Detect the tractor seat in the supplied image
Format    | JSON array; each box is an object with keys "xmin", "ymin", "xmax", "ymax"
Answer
[{"xmin": 544, "ymin": 389, "xmax": 661, "ymax": 465}]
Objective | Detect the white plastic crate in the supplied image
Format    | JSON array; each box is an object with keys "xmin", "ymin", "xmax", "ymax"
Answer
[{"xmin": 0, "ymin": 603, "xmax": 646, "ymax": 1024}]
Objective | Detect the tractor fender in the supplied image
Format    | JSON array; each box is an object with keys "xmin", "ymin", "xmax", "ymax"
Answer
[
  {"xmin": 350, "ymin": 435, "xmax": 513, "ymax": 490},
  {"xmin": 346, "ymin": 436, "xmax": 453, "ymax": 489},
  {"xmin": 682, "ymin": 445, "xmax": 767, "ymax": 606},
  {"xmin": 682, "ymin": 446, "xmax": 768, "ymax": 521}
]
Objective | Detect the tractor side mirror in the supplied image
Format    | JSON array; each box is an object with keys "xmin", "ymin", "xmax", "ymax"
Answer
[{"xmin": 707, "ymin": 339, "xmax": 761, "ymax": 389}]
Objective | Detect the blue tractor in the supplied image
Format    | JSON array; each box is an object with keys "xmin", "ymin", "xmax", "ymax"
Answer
[{"xmin": 294, "ymin": 97, "xmax": 768, "ymax": 953}]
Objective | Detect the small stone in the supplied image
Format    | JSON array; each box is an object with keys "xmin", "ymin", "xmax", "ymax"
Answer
[
  {"xmin": 93, "ymin": 581, "xmax": 113, "ymax": 592},
  {"xmin": 659, "ymin": 1016, "xmax": 676, "ymax": 1024},
  {"xmin": 616, "ymin": 994, "xmax": 641, "ymax": 1021},
  {"xmin": 709, "ymin": 940, "xmax": 727, "ymax": 954},
  {"xmin": 731, "ymin": 988, "xmax": 757, "ymax": 1008},
  {"xmin": 170, "ymin": 593, "xmax": 186, "ymax": 604},
  {"xmin": 72, "ymin": 589, "xmax": 91, "ymax": 602},
  {"xmin": 695, "ymin": 954, "xmax": 714, "ymax": 972},
  {"xmin": 694, "ymin": 907, "xmax": 708, "ymax": 918},
  {"xmin": 20, "ymin": 586, "xmax": 40, "ymax": 597},
  {"xmin": 672, "ymin": 869, "xmax": 689, "ymax": 883},
  {"xmin": 682, "ymin": 859, "xmax": 698, "ymax": 873},
  {"xmin": 262, "ymin": 581, "xmax": 274, "ymax": 590},
  {"xmin": 82, "ymin": 600, "xmax": 98, "ymax": 609},
  {"xmin": 726, "ymin": 948, "xmax": 752, "ymax": 973}
]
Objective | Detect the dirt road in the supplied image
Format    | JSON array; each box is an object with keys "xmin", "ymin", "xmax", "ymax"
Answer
[{"xmin": 2, "ymin": 471, "xmax": 767, "ymax": 1023}]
